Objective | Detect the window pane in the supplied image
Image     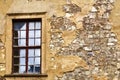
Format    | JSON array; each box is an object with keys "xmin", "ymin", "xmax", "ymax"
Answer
[
  {"xmin": 13, "ymin": 49, "xmax": 19, "ymax": 56},
  {"xmin": 35, "ymin": 30, "xmax": 41, "ymax": 37},
  {"xmin": 28, "ymin": 39, "xmax": 34, "ymax": 46},
  {"xmin": 28, "ymin": 65, "xmax": 34, "ymax": 73},
  {"xmin": 28, "ymin": 49, "xmax": 34, "ymax": 57},
  {"xmin": 13, "ymin": 39, "xmax": 19, "ymax": 46},
  {"xmin": 35, "ymin": 57, "xmax": 40, "ymax": 64},
  {"xmin": 21, "ymin": 31, "xmax": 26, "ymax": 38},
  {"xmin": 14, "ymin": 66, "xmax": 19, "ymax": 73},
  {"xmin": 14, "ymin": 22, "xmax": 26, "ymax": 30},
  {"xmin": 35, "ymin": 22, "xmax": 41, "ymax": 29},
  {"xmin": 29, "ymin": 30, "xmax": 34, "ymax": 38},
  {"xmin": 35, "ymin": 39, "xmax": 41, "ymax": 46},
  {"xmin": 14, "ymin": 57, "xmax": 19, "ymax": 64},
  {"xmin": 14, "ymin": 31, "xmax": 18, "ymax": 37},
  {"xmin": 21, "ymin": 23, "xmax": 26, "ymax": 30},
  {"xmin": 19, "ymin": 66, "xmax": 25, "ymax": 73},
  {"xmin": 18, "ymin": 39, "xmax": 26, "ymax": 46},
  {"xmin": 35, "ymin": 49, "xmax": 40, "ymax": 56},
  {"xmin": 28, "ymin": 58, "xmax": 34, "ymax": 65},
  {"xmin": 14, "ymin": 31, "xmax": 20, "ymax": 38},
  {"xmin": 20, "ymin": 49, "xmax": 26, "ymax": 57},
  {"xmin": 20, "ymin": 58, "xmax": 25, "ymax": 65},
  {"xmin": 35, "ymin": 64, "xmax": 40, "ymax": 73},
  {"xmin": 29, "ymin": 22, "xmax": 34, "ymax": 29}
]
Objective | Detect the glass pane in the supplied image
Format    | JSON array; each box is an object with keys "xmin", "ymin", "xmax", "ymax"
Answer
[
  {"xmin": 14, "ymin": 31, "xmax": 18, "ymax": 37},
  {"xmin": 29, "ymin": 22, "xmax": 34, "ymax": 29},
  {"xmin": 21, "ymin": 31, "xmax": 26, "ymax": 38},
  {"xmin": 14, "ymin": 31, "xmax": 20, "ymax": 38},
  {"xmin": 28, "ymin": 58, "xmax": 34, "ymax": 65},
  {"xmin": 14, "ymin": 57, "xmax": 19, "ymax": 64},
  {"xmin": 13, "ymin": 39, "xmax": 19, "ymax": 46},
  {"xmin": 35, "ymin": 30, "xmax": 41, "ymax": 37},
  {"xmin": 14, "ymin": 66, "xmax": 19, "ymax": 73},
  {"xmin": 35, "ymin": 49, "xmax": 40, "ymax": 56},
  {"xmin": 20, "ymin": 58, "xmax": 25, "ymax": 65},
  {"xmin": 14, "ymin": 22, "xmax": 26, "ymax": 30},
  {"xmin": 35, "ymin": 64, "xmax": 40, "ymax": 73},
  {"xmin": 29, "ymin": 30, "xmax": 34, "ymax": 38},
  {"xmin": 18, "ymin": 39, "xmax": 26, "ymax": 46},
  {"xmin": 35, "ymin": 39, "xmax": 41, "ymax": 46},
  {"xmin": 13, "ymin": 49, "xmax": 19, "ymax": 56},
  {"xmin": 21, "ymin": 23, "xmax": 26, "ymax": 30},
  {"xmin": 20, "ymin": 49, "xmax": 26, "ymax": 57},
  {"xmin": 28, "ymin": 65, "xmax": 34, "ymax": 73},
  {"xmin": 28, "ymin": 49, "xmax": 34, "ymax": 57},
  {"xmin": 28, "ymin": 39, "xmax": 34, "ymax": 46},
  {"xmin": 35, "ymin": 22, "xmax": 41, "ymax": 29},
  {"xmin": 35, "ymin": 57, "xmax": 40, "ymax": 64},
  {"xmin": 19, "ymin": 66, "xmax": 25, "ymax": 73}
]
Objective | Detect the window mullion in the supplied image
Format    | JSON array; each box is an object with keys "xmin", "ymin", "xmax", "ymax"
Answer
[{"xmin": 26, "ymin": 21, "xmax": 29, "ymax": 73}]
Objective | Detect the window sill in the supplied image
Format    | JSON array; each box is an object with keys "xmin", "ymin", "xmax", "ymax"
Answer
[{"xmin": 4, "ymin": 74, "xmax": 48, "ymax": 77}]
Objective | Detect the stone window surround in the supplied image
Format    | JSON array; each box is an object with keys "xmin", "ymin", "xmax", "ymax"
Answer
[{"xmin": 5, "ymin": 12, "xmax": 47, "ymax": 76}]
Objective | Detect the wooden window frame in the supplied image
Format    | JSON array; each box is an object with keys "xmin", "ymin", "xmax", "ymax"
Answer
[{"xmin": 12, "ymin": 19, "xmax": 42, "ymax": 74}]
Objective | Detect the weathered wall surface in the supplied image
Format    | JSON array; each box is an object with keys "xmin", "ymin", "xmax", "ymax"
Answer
[
  {"xmin": 111, "ymin": 0, "xmax": 120, "ymax": 45},
  {"xmin": 0, "ymin": 0, "xmax": 120, "ymax": 80},
  {"xmin": 0, "ymin": 0, "xmax": 13, "ymax": 76}
]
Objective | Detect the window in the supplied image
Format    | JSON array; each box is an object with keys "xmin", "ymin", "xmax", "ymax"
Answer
[{"xmin": 12, "ymin": 19, "xmax": 42, "ymax": 74}]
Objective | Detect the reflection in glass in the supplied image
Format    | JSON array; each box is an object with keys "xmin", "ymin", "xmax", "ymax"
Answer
[
  {"xmin": 14, "ymin": 22, "xmax": 26, "ymax": 30},
  {"xmin": 28, "ymin": 49, "xmax": 34, "ymax": 57},
  {"xmin": 19, "ymin": 66, "xmax": 25, "ymax": 73},
  {"xmin": 35, "ymin": 30, "xmax": 41, "ymax": 37},
  {"xmin": 21, "ymin": 23, "xmax": 26, "ymax": 30},
  {"xmin": 20, "ymin": 58, "xmax": 25, "ymax": 65},
  {"xmin": 35, "ymin": 39, "xmax": 41, "ymax": 46},
  {"xmin": 28, "ymin": 58, "xmax": 34, "ymax": 65},
  {"xmin": 28, "ymin": 65, "xmax": 34, "ymax": 73},
  {"xmin": 35, "ymin": 58, "xmax": 40, "ymax": 64},
  {"xmin": 29, "ymin": 30, "xmax": 34, "ymax": 38},
  {"xmin": 29, "ymin": 39, "xmax": 34, "ymax": 46},
  {"xmin": 35, "ymin": 65, "xmax": 40, "ymax": 73},
  {"xmin": 35, "ymin": 49, "xmax": 40, "ymax": 56},
  {"xmin": 29, "ymin": 22, "xmax": 34, "ymax": 29},
  {"xmin": 28, "ymin": 65, "xmax": 40, "ymax": 73}
]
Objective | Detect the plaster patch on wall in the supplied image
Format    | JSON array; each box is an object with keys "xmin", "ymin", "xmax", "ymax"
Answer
[{"xmin": 47, "ymin": 55, "xmax": 88, "ymax": 79}]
